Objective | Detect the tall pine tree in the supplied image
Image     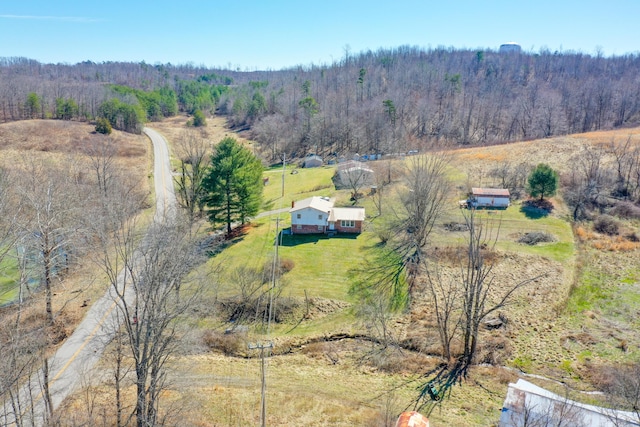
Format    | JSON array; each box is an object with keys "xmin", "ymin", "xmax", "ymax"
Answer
[{"xmin": 202, "ymin": 137, "xmax": 263, "ymax": 234}]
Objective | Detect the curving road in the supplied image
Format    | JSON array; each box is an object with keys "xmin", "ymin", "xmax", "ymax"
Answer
[
  {"xmin": 146, "ymin": 127, "xmax": 177, "ymax": 223},
  {"xmin": 1, "ymin": 128, "xmax": 176, "ymax": 426}
]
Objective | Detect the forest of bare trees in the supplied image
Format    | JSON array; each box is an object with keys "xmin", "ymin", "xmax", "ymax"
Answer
[{"xmin": 3, "ymin": 46, "xmax": 640, "ymax": 158}]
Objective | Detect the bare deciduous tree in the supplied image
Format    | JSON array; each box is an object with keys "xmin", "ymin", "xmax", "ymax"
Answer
[
  {"xmin": 10, "ymin": 158, "xmax": 91, "ymax": 423},
  {"xmin": 369, "ymin": 160, "xmax": 397, "ymax": 216},
  {"xmin": 96, "ymin": 211, "xmax": 208, "ymax": 427},
  {"xmin": 173, "ymin": 129, "xmax": 210, "ymax": 223},
  {"xmin": 417, "ymin": 211, "xmax": 543, "ymax": 415},
  {"xmin": 607, "ymin": 136, "xmax": 640, "ymax": 202},
  {"xmin": 458, "ymin": 210, "xmax": 542, "ymax": 370},
  {"xmin": 424, "ymin": 266, "xmax": 461, "ymax": 361},
  {"xmin": 601, "ymin": 363, "xmax": 640, "ymax": 425},
  {"xmin": 15, "ymin": 158, "xmax": 88, "ymax": 326},
  {"xmin": 83, "ymin": 134, "xmax": 118, "ymax": 198},
  {"xmin": 395, "ymin": 153, "xmax": 451, "ymax": 295}
]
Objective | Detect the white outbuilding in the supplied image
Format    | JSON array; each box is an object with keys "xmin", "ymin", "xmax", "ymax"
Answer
[{"xmin": 469, "ymin": 188, "xmax": 510, "ymax": 208}]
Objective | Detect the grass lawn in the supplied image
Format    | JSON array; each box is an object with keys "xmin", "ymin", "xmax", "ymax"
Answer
[
  {"xmin": 0, "ymin": 252, "xmax": 20, "ymax": 305},
  {"xmin": 424, "ymin": 200, "xmax": 575, "ymax": 262},
  {"xmin": 262, "ymin": 165, "xmax": 336, "ymax": 211},
  {"xmin": 211, "ymin": 214, "xmax": 376, "ymax": 303},
  {"xmin": 211, "ymin": 162, "xmax": 373, "ymax": 302}
]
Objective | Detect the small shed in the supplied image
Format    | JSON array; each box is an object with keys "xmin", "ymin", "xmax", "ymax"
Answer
[
  {"xmin": 470, "ymin": 188, "xmax": 510, "ymax": 208},
  {"xmin": 303, "ymin": 154, "xmax": 323, "ymax": 168}
]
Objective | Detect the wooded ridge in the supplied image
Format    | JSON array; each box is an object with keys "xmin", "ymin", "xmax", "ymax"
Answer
[{"xmin": 3, "ymin": 46, "xmax": 640, "ymax": 158}]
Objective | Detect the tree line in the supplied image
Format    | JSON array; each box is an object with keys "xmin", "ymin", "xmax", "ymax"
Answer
[
  {"xmin": 237, "ymin": 47, "xmax": 640, "ymax": 158},
  {"xmin": 0, "ymin": 58, "xmax": 229, "ymax": 133},
  {"xmin": 4, "ymin": 46, "xmax": 640, "ymax": 152}
]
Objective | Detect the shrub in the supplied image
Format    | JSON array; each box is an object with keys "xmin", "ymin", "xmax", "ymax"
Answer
[
  {"xmin": 574, "ymin": 225, "xmax": 595, "ymax": 241},
  {"xmin": 609, "ymin": 201, "xmax": 640, "ymax": 220},
  {"xmin": 443, "ymin": 222, "xmax": 468, "ymax": 232},
  {"xmin": 95, "ymin": 117, "xmax": 112, "ymax": 134},
  {"xmin": 202, "ymin": 330, "xmax": 244, "ymax": 355},
  {"xmin": 376, "ymin": 227, "xmax": 393, "ymax": 244},
  {"xmin": 262, "ymin": 258, "xmax": 295, "ymax": 282},
  {"xmin": 517, "ymin": 231, "xmax": 555, "ymax": 245},
  {"xmin": 280, "ymin": 258, "xmax": 295, "ymax": 273},
  {"xmin": 593, "ymin": 214, "xmax": 620, "ymax": 235},
  {"xmin": 192, "ymin": 109, "xmax": 206, "ymax": 127}
]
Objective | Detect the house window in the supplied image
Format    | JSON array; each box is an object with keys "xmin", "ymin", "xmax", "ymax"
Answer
[
  {"xmin": 340, "ymin": 220, "xmax": 355, "ymax": 228},
  {"xmin": 318, "ymin": 225, "xmax": 323, "ymax": 231},
  {"xmin": 318, "ymin": 214, "xmax": 323, "ymax": 220},
  {"xmin": 296, "ymin": 224, "xmax": 302, "ymax": 230},
  {"xmin": 296, "ymin": 213, "xmax": 301, "ymax": 219}
]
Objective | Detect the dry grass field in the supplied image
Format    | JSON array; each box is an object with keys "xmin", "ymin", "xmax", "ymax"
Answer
[{"xmin": 4, "ymin": 117, "xmax": 640, "ymax": 426}]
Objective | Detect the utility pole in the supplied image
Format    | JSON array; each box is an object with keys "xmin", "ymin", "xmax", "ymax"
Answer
[
  {"xmin": 281, "ymin": 152, "xmax": 286, "ymax": 198},
  {"xmin": 248, "ymin": 341, "xmax": 273, "ymax": 427},
  {"xmin": 250, "ymin": 189, "xmax": 280, "ymax": 427}
]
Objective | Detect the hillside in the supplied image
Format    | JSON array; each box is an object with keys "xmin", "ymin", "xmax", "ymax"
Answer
[
  {"xmin": 4, "ymin": 48, "xmax": 640, "ymax": 158},
  {"xmin": 1, "ymin": 118, "xmax": 639, "ymax": 426}
]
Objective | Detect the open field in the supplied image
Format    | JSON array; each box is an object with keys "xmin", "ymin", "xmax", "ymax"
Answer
[{"xmin": 3, "ymin": 117, "xmax": 640, "ymax": 426}]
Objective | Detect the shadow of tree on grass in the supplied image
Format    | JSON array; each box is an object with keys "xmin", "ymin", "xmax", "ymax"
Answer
[{"xmin": 520, "ymin": 199, "xmax": 554, "ymax": 219}]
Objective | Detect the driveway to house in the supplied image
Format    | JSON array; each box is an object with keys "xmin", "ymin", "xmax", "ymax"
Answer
[
  {"xmin": 255, "ymin": 207, "xmax": 290, "ymax": 219},
  {"xmin": 0, "ymin": 128, "xmax": 175, "ymax": 426}
]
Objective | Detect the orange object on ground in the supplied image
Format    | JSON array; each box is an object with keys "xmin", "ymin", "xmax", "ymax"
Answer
[{"xmin": 395, "ymin": 411, "xmax": 430, "ymax": 427}]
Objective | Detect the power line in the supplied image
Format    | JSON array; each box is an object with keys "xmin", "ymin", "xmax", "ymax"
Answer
[{"xmin": 253, "ymin": 152, "xmax": 286, "ymax": 427}]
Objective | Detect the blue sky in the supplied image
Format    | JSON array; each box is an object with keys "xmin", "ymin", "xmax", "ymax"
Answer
[{"xmin": 1, "ymin": 0, "xmax": 638, "ymax": 70}]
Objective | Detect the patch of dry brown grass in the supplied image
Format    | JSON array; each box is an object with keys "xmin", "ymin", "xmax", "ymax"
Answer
[
  {"xmin": 591, "ymin": 237, "xmax": 640, "ymax": 252},
  {"xmin": 451, "ymin": 126, "xmax": 640, "ymax": 178},
  {"xmin": 0, "ymin": 119, "xmax": 145, "ymax": 155},
  {"xmin": 150, "ymin": 115, "xmax": 254, "ymax": 151},
  {"xmin": 575, "ymin": 224, "xmax": 640, "ymax": 251}
]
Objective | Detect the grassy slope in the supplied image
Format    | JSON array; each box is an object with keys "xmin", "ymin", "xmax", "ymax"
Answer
[
  {"xmin": 185, "ymin": 144, "xmax": 580, "ymax": 425},
  {"xmin": 199, "ymin": 129, "xmax": 640, "ymax": 426}
]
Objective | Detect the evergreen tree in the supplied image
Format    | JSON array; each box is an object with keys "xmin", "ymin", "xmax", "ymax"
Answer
[
  {"xmin": 95, "ymin": 117, "xmax": 112, "ymax": 134},
  {"xmin": 202, "ymin": 137, "xmax": 263, "ymax": 234},
  {"xmin": 527, "ymin": 163, "xmax": 558, "ymax": 201},
  {"xmin": 55, "ymin": 98, "xmax": 79, "ymax": 120},
  {"xmin": 192, "ymin": 109, "xmax": 206, "ymax": 127},
  {"xmin": 25, "ymin": 92, "xmax": 41, "ymax": 119}
]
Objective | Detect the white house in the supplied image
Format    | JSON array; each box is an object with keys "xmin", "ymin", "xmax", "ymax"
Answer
[
  {"xmin": 470, "ymin": 188, "xmax": 511, "ymax": 208},
  {"xmin": 290, "ymin": 196, "xmax": 365, "ymax": 234}
]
